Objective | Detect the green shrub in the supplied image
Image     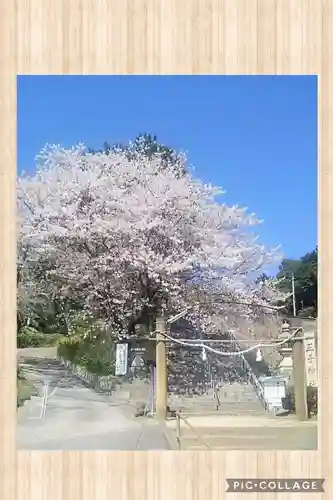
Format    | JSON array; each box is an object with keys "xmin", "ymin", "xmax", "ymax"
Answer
[
  {"xmin": 42, "ymin": 332, "xmax": 65, "ymax": 346},
  {"xmin": 17, "ymin": 327, "xmax": 64, "ymax": 348},
  {"xmin": 56, "ymin": 314, "xmax": 116, "ymax": 376},
  {"xmin": 57, "ymin": 334, "xmax": 115, "ymax": 376},
  {"xmin": 79, "ymin": 353, "xmax": 113, "ymax": 376},
  {"xmin": 282, "ymin": 386, "xmax": 318, "ymax": 417},
  {"xmin": 18, "ymin": 327, "xmax": 46, "ymax": 347},
  {"xmin": 57, "ymin": 335, "xmax": 81, "ymax": 361}
]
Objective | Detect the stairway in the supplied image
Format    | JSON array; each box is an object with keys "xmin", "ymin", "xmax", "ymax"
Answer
[
  {"xmin": 169, "ymin": 382, "xmax": 267, "ymax": 417},
  {"xmin": 17, "ymin": 385, "xmax": 44, "ymax": 421},
  {"xmin": 216, "ymin": 382, "xmax": 267, "ymax": 416}
]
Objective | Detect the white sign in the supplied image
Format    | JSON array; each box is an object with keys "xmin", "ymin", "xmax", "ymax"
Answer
[
  {"xmin": 262, "ymin": 378, "xmax": 286, "ymax": 408},
  {"xmin": 304, "ymin": 332, "xmax": 318, "ymax": 387},
  {"xmin": 115, "ymin": 343, "xmax": 128, "ymax": 375}
]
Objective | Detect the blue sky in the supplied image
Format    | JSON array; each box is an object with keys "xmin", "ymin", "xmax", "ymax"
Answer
[{"xmin": 17, "ymin": 76, "xmax": 317, "ymax": 275}]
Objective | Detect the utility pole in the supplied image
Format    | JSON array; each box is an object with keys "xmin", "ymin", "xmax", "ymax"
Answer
[
  {"xmin": 155, "ymin": 314, "xmax": 168, "ymax": 420},
  {"xmin": 292, "ymin": 328, "xmax": 308, "ymax": 421},
  {"xmin": 292, "ymin": 273, "xmax": 297, "ymax": 317}
]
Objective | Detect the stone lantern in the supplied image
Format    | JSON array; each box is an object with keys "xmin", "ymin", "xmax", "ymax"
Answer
[{"xmin": 277, "ymin": 321, "xmax": 294, "ymax": 385}]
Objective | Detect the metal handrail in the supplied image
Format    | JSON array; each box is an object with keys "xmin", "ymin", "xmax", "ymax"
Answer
[
  {"xmin": 226, "ymin": 330, "xmax": 267, "ymax": 410},
  {"xmin": 212, "ymin": 377, "xmax": 221, "ymax": 410},
  {"xmin": 175, "ymin": 411, "xmax": 211, "ymax": 450}
]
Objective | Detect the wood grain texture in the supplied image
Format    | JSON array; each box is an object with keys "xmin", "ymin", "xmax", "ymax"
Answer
[{"xmin": 0, "ymin": 0, "xmax": 329, "ymax": 498}]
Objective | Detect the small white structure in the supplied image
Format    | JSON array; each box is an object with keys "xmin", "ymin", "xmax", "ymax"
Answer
[{"xmin": 259, "ymin": 375, "xmax": 286, "ymax": 414}]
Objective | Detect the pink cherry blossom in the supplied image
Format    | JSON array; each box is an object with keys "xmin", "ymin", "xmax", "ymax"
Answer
[{"xmin": 17, "ymin": 144, "xmax": 288, "ymax": 337}]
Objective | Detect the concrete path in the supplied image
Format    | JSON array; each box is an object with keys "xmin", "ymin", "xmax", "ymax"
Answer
[
  {"xmin": 17, "ymin": 350, "xmax": 317, "ymax": 451},
  {"xmin": 166, "ymin": 414, "xmax": 317, "ymax": 450},
  {"xmin": 17, "ymin": 346, "xmax": 58, "ymax": 360},
  {"xmin": 17, "ymin": 356, "xmax": 170, "ymax": 451}
]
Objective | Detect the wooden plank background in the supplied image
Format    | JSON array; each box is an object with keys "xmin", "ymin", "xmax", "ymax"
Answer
[{"xmin": 0, "ymin": 1, "xmax": 329, "ymax": 499}]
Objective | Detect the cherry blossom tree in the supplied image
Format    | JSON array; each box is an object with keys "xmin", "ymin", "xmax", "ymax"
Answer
[{"xmin": 17, "ymin": 143, "xmax": 288, "ymax": 339}]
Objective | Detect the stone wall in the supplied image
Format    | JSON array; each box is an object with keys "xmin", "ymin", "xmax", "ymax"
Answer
[{"xmin": 59, "ymin": 357, "xmax": 115, "ymax": 392}]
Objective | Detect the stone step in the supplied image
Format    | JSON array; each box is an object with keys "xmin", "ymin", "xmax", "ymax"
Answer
[
  {"xmin": 218, "ymin": 387, "xmax": 258, "ymax": 393},
  {"xmin": 181, "ymin": 408, "xmax": 267, "ymax": 417},
  {"xmin": 170, "ymin": 395, "xmax": 260, "ymax": 403},
  {"xmin": 168, "ymin": 392, "xmax": 266, "ymax": 416},
  {"xmin": 17, "ymin": 395, "xmax": 44, "ymax": 421},
  {"xmin": 217, "ymin": 388, "xmax": 259, "ymax": 395},
  {"xmin": 176, "ymin": 399, "xmax": 264, "ymax": 407},
  {"xmin": 170, "ymin": 404, "xmax": 265, "ymax": 414},
  {"xmin": 170, "ymin": 392, "xmax": 257, "ymax": 399},
  {"xmin": 176, "ymin": 403, "xmax": 266, "ymax": 414},
  {"xmin": 169, "ymin": 396, "xmax": 264, "ymax": 406}
]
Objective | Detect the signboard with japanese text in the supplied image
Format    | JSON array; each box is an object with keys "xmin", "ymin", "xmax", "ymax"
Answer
[
  {"xmin": 115, "ymin": 343, "xmax": 128, "ymax": 375},
  {"xmin": 304, "ymin": 332, "xmax": 318, "ymax": 387}
]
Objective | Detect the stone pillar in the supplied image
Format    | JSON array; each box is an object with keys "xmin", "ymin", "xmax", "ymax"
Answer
[{"xmin": 303, "ymin": 331, "xmax": 318, "ymax": 387}]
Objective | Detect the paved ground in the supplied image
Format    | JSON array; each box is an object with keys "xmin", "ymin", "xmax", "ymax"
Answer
[
  {"xmin": 17, "ymin": 355, "xmax": 170, "ymax": 451},
  {"xmin": 166, "ymin": 414, "xmax": 317, "ymax": 450},
  {"xmin": 17, "ymin": 349, "xmax": 317, "ymax": 451},
  {"xmin": 17, "ymin": 346, "xmax": 58, "ymax": 360}
]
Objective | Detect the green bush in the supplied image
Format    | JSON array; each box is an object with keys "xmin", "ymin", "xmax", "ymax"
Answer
[
  {"xmin": 41, "ymin": 332, "xmax": 65, "ymax": 346},
  {"xmin": 56, "ymin": 315, "xmax": 116, "ymax": 376},
  {"xmin": 17, "ymin": 326, "xmax": 64, "ymax": 348},
  {"xmin": 57, "ymin": 335, "xmax": 81, "ymax": 361},
  {"xmin": 282, "ymin": 386, "xmax": 318, "ymax": 417},
  {"xmin": 57, "ymin": 334, "xmax": 115, "ymax": 376},
  {"xmin": 18, "ymin": 327, "xmax": 46, "ymax": 347},
  {"xmin": 79, "ymin": 353, "xmax": 113, "ymax": 376}
]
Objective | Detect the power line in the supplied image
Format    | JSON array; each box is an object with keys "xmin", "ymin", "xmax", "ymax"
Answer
[{"xmin": 292, "ymin": 273, "xmax": 297, "ymax": 317}]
